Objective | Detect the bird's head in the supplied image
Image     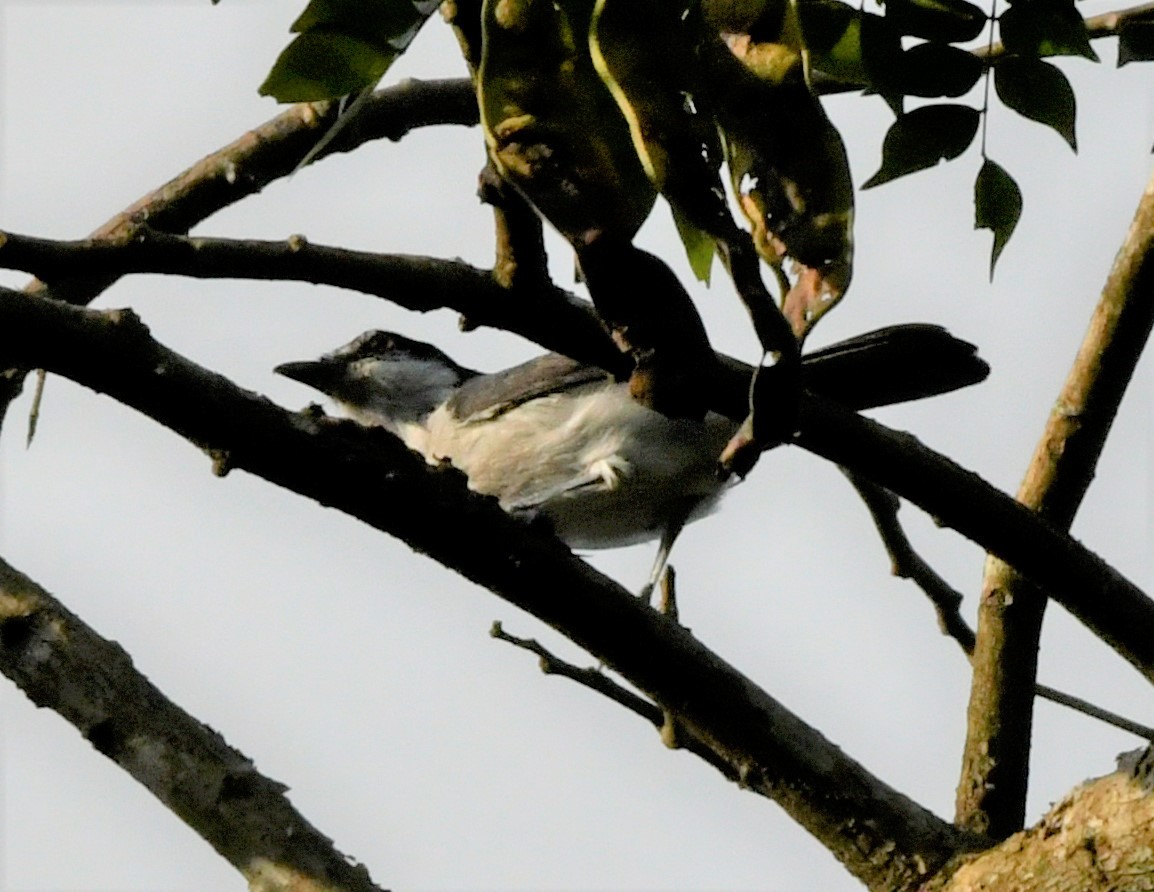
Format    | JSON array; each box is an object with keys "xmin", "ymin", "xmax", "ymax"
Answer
[{"xmin": 275, "ymin": 330, "xmax": 476, "ymax": 429}]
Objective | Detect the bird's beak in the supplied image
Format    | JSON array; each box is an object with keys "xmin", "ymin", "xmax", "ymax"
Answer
[{"xmin": 274, "ymin": 358, "xmax": 342, "ymax": 393}]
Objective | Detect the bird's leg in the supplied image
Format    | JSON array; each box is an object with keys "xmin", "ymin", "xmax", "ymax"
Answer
[{"xmin": 638, "ymin": 505, "xmax": 692, "ymax": 605}]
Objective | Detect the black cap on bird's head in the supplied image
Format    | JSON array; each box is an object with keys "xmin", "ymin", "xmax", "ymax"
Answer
[{"xmin": 275, "ymin": 330, "xmax": 477, "ymax": 427}]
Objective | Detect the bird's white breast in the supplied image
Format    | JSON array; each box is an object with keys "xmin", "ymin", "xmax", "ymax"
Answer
[{"xmin": 417, "ymin": 380, "xmax": 737, "ymax": 549}]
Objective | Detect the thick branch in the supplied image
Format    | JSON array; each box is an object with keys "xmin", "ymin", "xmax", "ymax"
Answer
[
  {"xmin": 931, "ymin": 749, "xmax": 1154, "ymax": 892},
  {"xmin": 0, "ymin": 287, "xmax": 977, "ymax": 892},
  {"xmin": 958, "ymin": 166, "xmax": 1154, "ymax": 839},
  {"xmin": 0, "ymin": 555, "xmax": 385, "ymax": 892},
  {"xmin": 0, "ymin": 229, "xmax": 622, "ymax": 375}
]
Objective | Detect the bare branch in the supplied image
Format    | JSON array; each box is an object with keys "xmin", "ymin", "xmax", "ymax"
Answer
[
  {"xmin": 490, "ymin": 621, "xmax": 663, "ymax": 724},
  {"xmin": 1034, "ymin": 686, "xmax": 1154, "ymax": 741},
  {"xmin": 959, "ymin": 165, "xmax": 1154, "ymax": 838},
  {"xmin": 845, "ymin": 471, "xmax": 1154, "ymax": 741},
  {"xmin": 845, "ymin": 471, "xmax": 976, "ymax": 649},
  {"xmin": 490, "ymin": 619, "xmax": 744, "ymax": 778},
  {"xmin": 793, "ymin": 394, "xmax": 1154, "ymax": 686},
  {"xmin": 0, "ymin": 228, "xmax": 625, "ymax": 378},
  {"xmin": 0, "ymin": 555, "xmax": 386, "ymax": 892},
  {"xmin": 24, "ymin": 79, "xmax": 476, "ymax": 311}
]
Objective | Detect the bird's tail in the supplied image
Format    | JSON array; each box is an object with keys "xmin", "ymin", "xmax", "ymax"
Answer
[{"xmin": 799, "ymin": 324, "xmax": 989, "ymax": 410}]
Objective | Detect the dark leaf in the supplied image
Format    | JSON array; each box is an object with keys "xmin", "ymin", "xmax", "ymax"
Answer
[
  {"xmin": 802, "ymin": 1, "xmax": 902, "ymax": 99},
  {"xmin": 863, "ymin": 104, "xmax": 980, "ymax": 188},
  {"xmin": 798, "ymin": 0, "xmax": 858, "ymax": 56},
  {"xmin": 994, "ymin": 56, "xmax": 1077, "ymax": 150},
  {"xmin": 259, "ymin": 30, "xmax": 396, "ymax": 101},
  {"xmin": 802, "ymin": 2, "xmax": 868, "ymax": 85},
  {"xmin": 860, "ymin": 12, "xmax": 906, "ymax": 107},
  {"xmin": 259, "ymin": 0, "xmax": 437, "ymax": 102},
  {"xmin": 974, "ymin": 158, "xmax": 1022, "ymax": 277},
  {"xmin": 885, "ymin": 0, "xmax": 988, "ymax": 43},
  {"xmin": 999, "ymin": 0, "xmax": 1099, "ymax": 61},
  {"xmin": 901, "ymin": 42, "xmax": 985, "ymax": 97},
  {"xmin": 291, "ymin": 0, "xmax": 436, "ymax": 48},
  {"xmin": 1118, "ymin": 20, "xmax": 1154, "ymax": 66}
]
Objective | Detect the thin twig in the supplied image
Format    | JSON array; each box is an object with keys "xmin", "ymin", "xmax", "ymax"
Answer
[
  {"xmin": 844, "ymin": 471, "xmax": 1154, "ymax": 741},
  {"xmin": 490, "ymin": 621, "xmax": 665, "ymax": 724}
]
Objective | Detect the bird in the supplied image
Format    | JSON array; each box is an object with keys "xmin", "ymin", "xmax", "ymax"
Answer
[{"xmin": 275, "ymin": 325, "xmax": 988, "ymax": 600}]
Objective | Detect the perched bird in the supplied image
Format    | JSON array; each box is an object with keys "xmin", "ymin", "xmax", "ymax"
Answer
[{"xmin": 275, "ymin": 325, "xmax": 987, "ymax": 598}]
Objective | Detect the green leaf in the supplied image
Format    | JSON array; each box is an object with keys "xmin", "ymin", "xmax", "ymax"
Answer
[
  {"xmin": 994, "ymin": 57, "xmax": 1076, "ymax": 151},
  {"xmin": 998, "ymin": 0, "xmax": 1099, "ymax": 61},
  {"xmin": 885, "ymin": 0, "xmax": 987, "ymax": 43},
  {"xmin": 802, "ymin": 1, "xmax": 903, "ymax": 100},
  {"xmin": 1118, "ymin": 20, "xmax": 1154, "ymax": 66},
  {"xmin": 974, "ymin": 158, "xmax": 1022, "ymax": 277},
  {"xmin": 863, "ymin": 104, "xmax": 980, "ymax": 188},
  {"xmin": 259, "ymin": 30, "xmax": 397, "ymax": 101},
  {"xmin": 900, "ymin": 42, "xmax": 984, "ymax": 97},
  {"xmin": 291, "ymin": 0, "xmax": 435, "ymax": 48},
  {"xmin": 671, "ymin": 204, "xmax": 716, "ymax": 284},
  {"xmin": 259, "ymin": 0, "xmax": 437, "ymax": 102},
  {"xmin": 803, "ymin": 2, "xmax": 867, "ymax": 84}
]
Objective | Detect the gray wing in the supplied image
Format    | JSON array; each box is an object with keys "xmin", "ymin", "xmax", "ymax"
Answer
[{"xmin": 446, "ymin": 353, "xmax": 615, "ymax": 422}]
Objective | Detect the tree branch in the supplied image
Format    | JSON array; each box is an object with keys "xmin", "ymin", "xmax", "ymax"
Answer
[
  {"xmin": 957, "ymin": 165, "xmax": 1154, "ymax": 839},
  {"xmin": 0, "ymin": 228, "xmax": 623, "ymax": 375},
  {"xmin": 790, "ymin": 395, "xmax": 1154, "ymax": 684},
  {"xmin": 0, "ymin": 555, "xmax": 386, "ymax": 892},
  {"xmin": 490, "ymin": 619, "xmax": 747, "ymax": 778},
  {"xmin": 976, "ymin": 1, "xmax": 1154, "ymax": 62},
  {"xmin": 933, "ymin": 748, "xmax": 1154, "ymax": 892},
  {"xmin": 0, "ymin": 77, "xmax": 476, "ymax": 428},
  {"xmin": 0, "ymin": 286, "xmax": 980, "ymax": 892},
  {"xmin": 845, "ymin": 472, "xmax": 1154, "ymax": 741}
]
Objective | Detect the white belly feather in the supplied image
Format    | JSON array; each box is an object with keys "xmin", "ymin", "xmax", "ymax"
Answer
[{"xmin": 414, "ymin": 381, "xmax": 737, "ymax": 549}]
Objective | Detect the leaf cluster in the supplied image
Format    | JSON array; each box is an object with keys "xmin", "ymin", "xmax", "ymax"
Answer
[{"xmin": 257, "ymin": 0, "xmax": 1152, "ymax": 278}]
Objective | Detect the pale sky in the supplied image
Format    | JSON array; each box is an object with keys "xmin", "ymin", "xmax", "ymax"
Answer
[{"xmin": 1, "ymin": 2, "xmax": 1153, "ymax": 890}]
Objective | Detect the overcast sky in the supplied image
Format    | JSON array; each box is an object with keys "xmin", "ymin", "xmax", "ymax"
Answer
[{"xmin": 1, "ymin": 2, "xmax": 1153, "ymax": 890}]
